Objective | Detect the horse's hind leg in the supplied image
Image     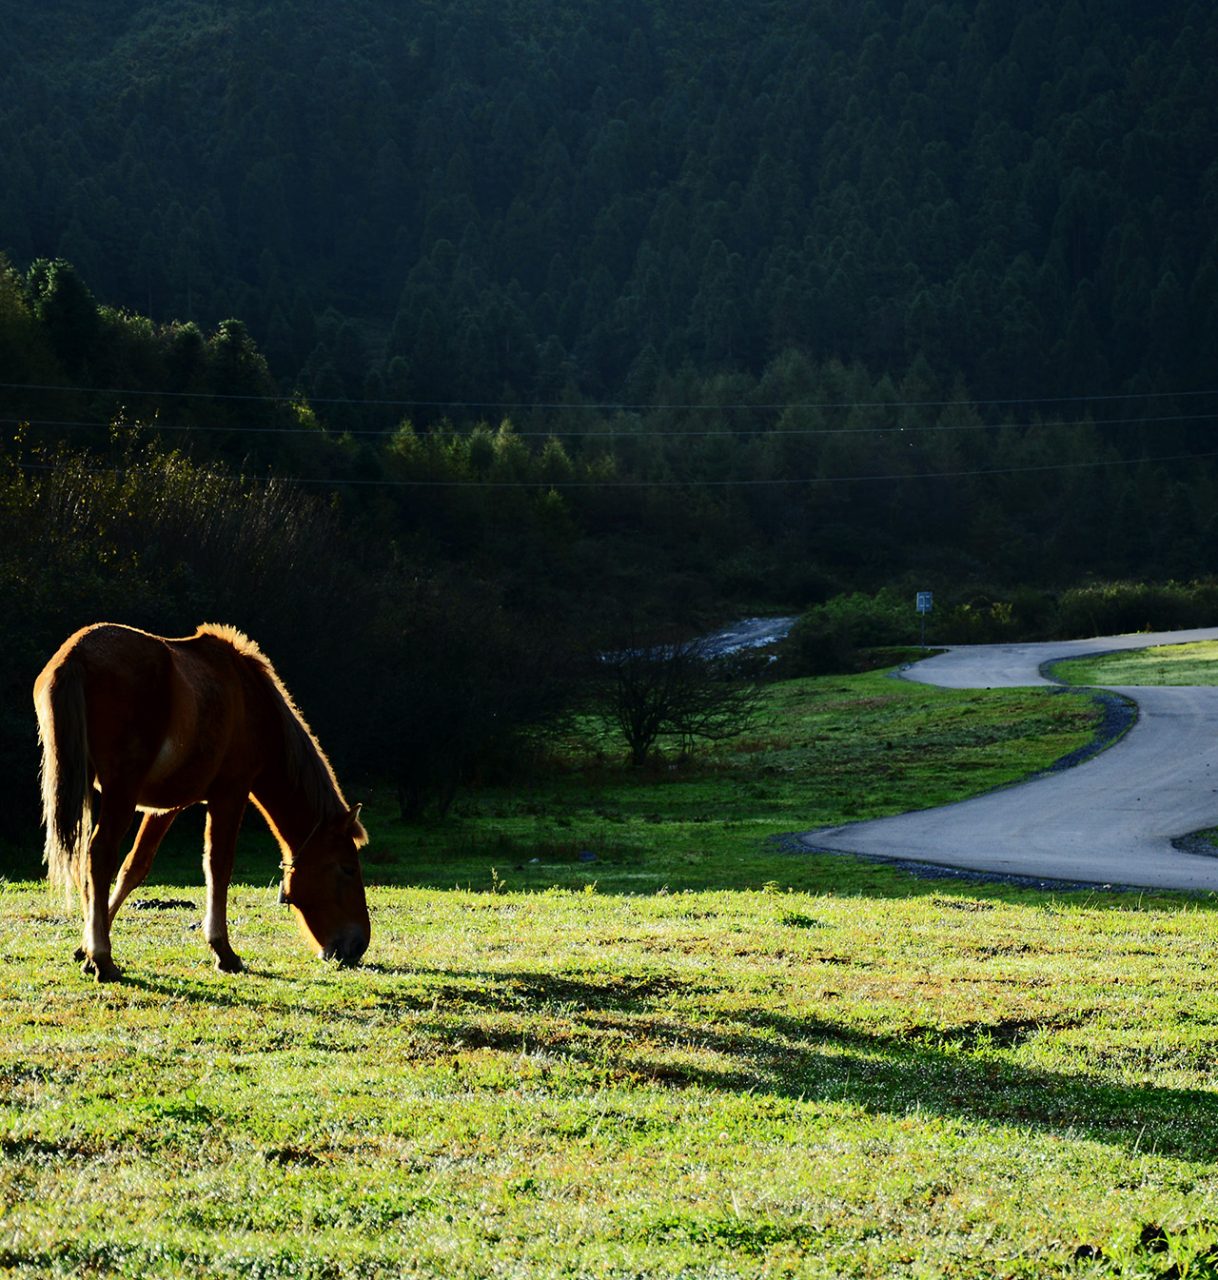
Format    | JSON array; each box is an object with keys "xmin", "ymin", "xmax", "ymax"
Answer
[
  {"xmin": 109, "ymin": 810, "xmax": 181, "ymax": 924},
  {"xmin": 79, "ymin": 790, "xmax": 137, "ymax": 982},
  {"xmin": 202, "ymin": 792, "xmax": 248, "ymax": 973}
]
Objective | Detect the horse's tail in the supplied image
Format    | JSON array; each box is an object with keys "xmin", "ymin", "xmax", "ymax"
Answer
[{"xmin": 34, "ymin": 655, "xmax": 91, "ymax": 897}]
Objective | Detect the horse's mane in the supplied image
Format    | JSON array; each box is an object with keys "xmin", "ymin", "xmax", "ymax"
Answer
[{"xmin": 198, "ymin": 624, "xmax": 365, "ymax": 842}]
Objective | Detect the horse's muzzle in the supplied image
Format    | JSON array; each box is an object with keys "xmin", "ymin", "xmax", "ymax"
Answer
[{"xmin": 322, "ymin": 927, "xmax": 369, "ymax": 967}]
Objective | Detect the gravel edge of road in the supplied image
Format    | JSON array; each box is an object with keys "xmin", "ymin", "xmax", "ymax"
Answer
[
  {"xmin": 1038, "ymin": 688, "xmax": 1138, "ymax": 774},
  {"xmin": 765, "ymin": 832, "xmax": 1151, "ymax": 893},
  {"xmin": 1171, "ymin": 831, "xmax": 1218, "ymax": 859}
]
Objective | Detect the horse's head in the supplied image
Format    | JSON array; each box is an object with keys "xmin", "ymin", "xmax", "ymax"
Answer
[{"xmin": 280, "ymin": 805, "xmax": 371, "ymax": 966}]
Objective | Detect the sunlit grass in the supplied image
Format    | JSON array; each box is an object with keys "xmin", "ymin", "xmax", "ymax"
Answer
[
  {"xmin": 6, "ymin": 667, "xmax": 1211, "ymax": 1277},
  {"xmin": 1051, "ymin": 640, "xmax": 1218, "ymax": 687},
  {"xmin": 6, "ymin": 878, "xmax": 1218, "ymax": 1277}
]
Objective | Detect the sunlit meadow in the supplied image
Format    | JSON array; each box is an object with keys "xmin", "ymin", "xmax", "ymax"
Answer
[{"xmin": 4, "ymin": 669, "xmax": 1218, "ymax": 1277}]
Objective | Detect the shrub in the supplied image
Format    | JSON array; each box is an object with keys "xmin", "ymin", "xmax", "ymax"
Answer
[
  {"xmin": 780, "ymin": 589, "xmax": 917, "ymax": 675},
  {"xmin": 1053, "ymin": 580, "xmax": 1218, "ymax": 638}
]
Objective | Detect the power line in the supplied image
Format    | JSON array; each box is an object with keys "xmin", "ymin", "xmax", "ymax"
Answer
[
  {"xmin": 17, "ymin": 447, "xmax": 1218, "ymax": 489},
  {"xmin": 4, "ymin": 409, "xmax": 1217, "ymax": 439},
  {"xmin": 284, "ymin": 450, "xmax": 1218, "ymax": 487},
  {"xmin": 3, "ymin": 379, "xmax": 1218, "ymax": 413}
]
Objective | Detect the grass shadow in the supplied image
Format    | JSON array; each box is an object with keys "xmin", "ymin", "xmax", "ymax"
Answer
[
  {"xmin": 45, "ymin": 945, "xmax": 1218, "ymax": 1165},
  {"xmin": 410, "ymin": 965, "xmax": 1218, "ymax": 1164}
]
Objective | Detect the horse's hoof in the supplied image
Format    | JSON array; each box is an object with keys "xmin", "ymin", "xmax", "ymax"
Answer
[
  {"xmin": 214, "ymin": 952, "xmax": 244, "ymax": 974},
  {"xmin": 73, "ymin": 946, "xmax": 85, "ymax": 962},
  {"xmin": 82, "ymin": 956, "xmax": 121, "ymax": 983}
]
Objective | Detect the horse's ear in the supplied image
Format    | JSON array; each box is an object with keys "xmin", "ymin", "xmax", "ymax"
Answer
[{"xmin": 347, "ymin": 803, "xmax": 368, "ymax": 847}]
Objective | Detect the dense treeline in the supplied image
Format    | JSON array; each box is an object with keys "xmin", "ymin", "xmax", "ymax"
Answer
[
  {"xmin": 0, "ymin": 430, "xmax": 582, "ymax": 840},
  {"xmin": 7, "ymin": 252, "xmax": 1218, "ymax": 609},
  {"xmin": 781, "ymin": 580, "xmax": 1218, "ymax": 676},
  {"xmin": 3, "ymin": 0, "xmax": 1216, "ymax": 408}
]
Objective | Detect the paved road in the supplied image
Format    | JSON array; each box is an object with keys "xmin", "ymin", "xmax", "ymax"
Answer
[{"xmin": 797, "ymin": 626, "xmax": 1218, "ymax": 890}]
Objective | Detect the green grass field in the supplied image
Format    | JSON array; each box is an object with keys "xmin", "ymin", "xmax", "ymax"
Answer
[
  {"xmin": 1051, "ymin": 640, "xmax": 1218, "ymax": 688},
  {"xmin": 5, "ymin": 668, "xmax": 1218, "ymax": 1277}
]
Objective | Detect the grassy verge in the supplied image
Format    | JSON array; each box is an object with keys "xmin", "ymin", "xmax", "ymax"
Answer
[
  {"xmin": 9, "ymin": 669, "xmax": 1217, "ymax": 1277},
  {"xmin": 3, "ymin": 668, "xmax": 1101, "ymax": 897},
  {"xmin": 316, "ymin": 669, "xmax": 1106, "ymax": 898},
  {"xmin": 1050, "ymin": 640, "xmax": 1218, "ymax": 687}
]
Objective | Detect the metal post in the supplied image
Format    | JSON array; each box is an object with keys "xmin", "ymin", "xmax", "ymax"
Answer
[{"xmin": 916, "ymin": 591, "xmax": 933, "ymax": 648}]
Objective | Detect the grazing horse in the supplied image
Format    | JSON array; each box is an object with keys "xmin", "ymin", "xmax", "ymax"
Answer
[{"xmin": 33, "ymin": 623, "xmax": 370, "ymax": 981}]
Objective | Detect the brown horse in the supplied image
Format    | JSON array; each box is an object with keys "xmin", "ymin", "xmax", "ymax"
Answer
[{"xmin": 34, "ymin": 622, "xmax": 371, "ymax": 981}]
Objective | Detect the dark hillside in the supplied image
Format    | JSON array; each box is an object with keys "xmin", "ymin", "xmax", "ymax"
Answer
[{"xmin": 4, "ymin": 0, "xmax": 1216, "ymax": 409}]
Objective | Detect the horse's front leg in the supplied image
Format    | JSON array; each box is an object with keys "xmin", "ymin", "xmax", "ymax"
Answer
[
  {"xmin": 79, "ymin": 791, "xmax": 137, "ymax": 982},
  {"xmin": 203, "ymin": 793, "xmax": 248, "ymax": 973}
]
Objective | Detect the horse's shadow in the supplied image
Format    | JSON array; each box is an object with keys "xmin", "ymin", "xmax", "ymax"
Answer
[
  {"xmin": 116, "ymin": 960, "xmax": 1218, "ymax": 1165},
  {"xmin": 119, "ymin": 967, "xmax": 288, "ymax": 1007},
  {"xmin": 416, "ymin": 965, "xmax": 1218, "ymax": 1164}
]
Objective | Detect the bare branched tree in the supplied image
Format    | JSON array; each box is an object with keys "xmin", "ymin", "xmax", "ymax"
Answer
[{"xmin": 597, "ymin": 634, "xmax": 762, "ymax": 768}]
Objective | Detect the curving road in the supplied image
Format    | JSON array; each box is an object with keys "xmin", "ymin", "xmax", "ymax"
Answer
[{"xmin": 797, "ymin": 627, "xmax": 1218, "ymax": 890}]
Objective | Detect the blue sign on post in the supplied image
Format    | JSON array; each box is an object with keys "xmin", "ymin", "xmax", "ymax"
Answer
[{"xmin": 916, "ymin": 591, "xmax": 933, "ymax": 646}]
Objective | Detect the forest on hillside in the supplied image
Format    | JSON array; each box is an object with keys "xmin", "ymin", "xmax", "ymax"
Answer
[
  {"xmin": 3, "ymin": 0, "xmax": 1216, "ymax": 409},
  {"xmin": 4, "ymin": 0, "xmax": 1216, "ymax": 593}
]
